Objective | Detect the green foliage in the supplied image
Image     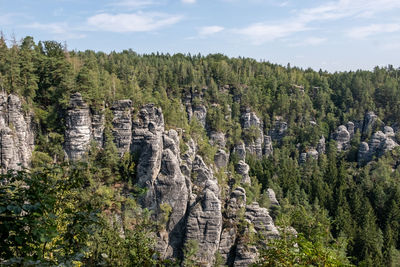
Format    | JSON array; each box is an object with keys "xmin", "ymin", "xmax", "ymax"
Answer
[
  {"xmin": 1, "ymin": 36, "xmax": 400, "ymax": 266},
  {"xmin": 183, "ymin": 239, "xmax": 200, "ymax": 267}
]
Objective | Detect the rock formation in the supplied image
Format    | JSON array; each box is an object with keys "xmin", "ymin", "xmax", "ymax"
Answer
[
  {"xmin": 269, "ymin": 118, "xmax": 288, "ymax": 142},
  {"xmin": 0, "ymin": 93, "xmax": 34, "ymax": 171},
  {"xmin": 362, "ymin": 111, "xmax": 378, "ymax": 136},
  {"xmin": 236, "ymin": 160, "xmax": 251, "ymax": 185},
  {"xmin": 263, "ymin": 135, "xmax": 273, "ymax": 157},
  {"xmin": 358, "ymin": 128, "xmax": 399, "ymax": 165},
  {"xmin": 332, "ymin": 125, "xmax": 351, "ymax": 151},
  {"xmin": 184, "ymin": 87, "xmax": 207, "ymax": 127},
  {"xmin": 111, "ymin": 100, "xmax": 133, "ymax": 156},
  {"xmin": 64, "ymin": 93, "xmax": 92, "ymax": 161},
  {"xmin": 233, "ymin": 141, "xmax": 246, "ymax": 161},
  {"xmin": 317, "ymin": 136, "xmax": 326, "ymax": 155},
  {"xmin": 241, "ymin": 108, "xmax": 264, "ymax": 157}
]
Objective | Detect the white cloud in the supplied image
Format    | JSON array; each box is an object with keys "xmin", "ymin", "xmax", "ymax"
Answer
[
  {"xmin": 25, "ymin": 22, "xmax": 86, "ymax": 39},
  {"xmin": 181, "ymin": 0, "xmax": 196, "ymax": 3},
  {"xmin": 87, "ymin": 12, "xmax": 182, "ymax": 32},
  {"xmin": 347, "ymin": 23, "xmax": 400, "ymax": 39},
  {"xmin": 236, "ymin": 22, "xmax": 308, "ymax": 44},
  {"xmin": 198, "ymin": 26, "xmax": 224, "ymax": 36},
  {"xmin": 236, "ymin": 0, "xmax": 400, "ymax": 44}
]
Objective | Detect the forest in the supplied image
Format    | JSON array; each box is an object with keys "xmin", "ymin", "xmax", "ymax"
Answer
[{"xmin": 1, "ymin": 35, "xmax": 400, "ymax": 266}]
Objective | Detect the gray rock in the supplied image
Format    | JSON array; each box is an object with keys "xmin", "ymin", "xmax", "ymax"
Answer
[
  {"xmin": 0, "ymin": 93, "xmax": 34, "ymax": 171},
  {"xmin": 299, "ymin": 149, "xmax": 318, "ymax": 164},
  {"xmin": 263, "ymin": 135, "xmax": 273, "ymax": 157},
  {"xmin": 184, "ymin": 87, "xmax": 207, "ymax": 128},
  {"xmin": 299, "ymin": 152, "xmax": 307, "ymax": 164},
  {"xmin": 236, "ymin": 160, "xmax": 251, "ymax": 185},
  {"xmin": 332, "ymin": 125, "xmax": 351, "ymax": 151},
  {"xmin": 132, "ymin": 104, "xmax": 164, "ymax": 189},
  {"xmin": 234, "ymin": 202, "xmax": 279, "ymax": 266},
  {"xmin": 347, "ymin": 121, "xmax": 355, "ymax": 138},
  {"xmin": 64, "ymin": 93, "xmax": 92, "ymax": 161},
  {"xmin": 214, "ymin": 149, "xmax": 229, "ymax": 169},
  {"xmin": 233, "ymin": 141, "xmax": 246, "ymax": 161},
  {"xmin": 241, "ymin": 108, "xmax": 264, "ymax": 157},
  {"xmin": 185, "ymin": 185, "xmax": 222, "ymax": 266},
  {"xmin": 363, "ymin": 111, "xmax": 378, "ymax": 136},
  {"xmin": 317, "ymin": 136, "xmax": 326, "ymax": 155},
  {"xmin": 209, "ymin": 131, "xmax": 226, "ymax": 148},
  {"xmin": 155, "ymin": 147, "xmax": 189, "ymax": 259},
  {"xmin": 267, "ymin": 188, "xmax": 280, "ymax": 208},
  {"xmin": 358, "ymin": 130, "xmax": 399, "ymax": 165},
  {"xmin": 384, "ymin": 126, "xmax": 395, "ymax": 138},
  {"xmin": 269, "ymin": 118, "xmax": 288, "ymax": 142},
  {"xmin": 91, "ymin": 109, "xmax": 105, "ymax": 147},
  {"xmin": 111, "ymin": 100, "xmax": 133, "ymax": 156}
]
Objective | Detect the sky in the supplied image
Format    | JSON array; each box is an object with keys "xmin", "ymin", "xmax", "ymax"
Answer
[{"xmin": 1, "ymin": 0, "xmax": 400, "ymax": 72}]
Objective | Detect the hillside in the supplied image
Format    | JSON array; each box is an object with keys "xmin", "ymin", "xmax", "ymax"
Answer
[{"xmin": 1, "ymin": 36, "xmax": 400, "ymax": 266}]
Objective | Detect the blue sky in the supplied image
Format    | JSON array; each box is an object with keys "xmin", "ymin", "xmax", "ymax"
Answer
[{"xmin": 1, "ymin": 0, "xmax": 400, "ymax": 72}]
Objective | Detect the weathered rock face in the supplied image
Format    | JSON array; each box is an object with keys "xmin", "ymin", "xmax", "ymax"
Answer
[
  {"xmin": 236, "ymin": 160, "xmax": 251, "ymax": 185},
  {"xmin": 209, "ymin": 131, "xmax": 226, "ymax": 148},
  {"xmin": 0, "ymin": 93, "xmax": 34, "ymax": 171},
  {"xmin": 299, "ymin": 148, "xmax": 318, "ymax": 164},
  {"xmin": 362, "ymin": 111, "xmax": 378, "ymax": 136},
  {"xmin": 332, "ymin": 125, "xmax": 351, "ymax": 151},
  {"xmin": 64, "ymin": 93, "xmax": 92, "ymax": 161},
  {"xmin": 233, "ymin": 141, "xmax": 246, "ymax": 161},
  {"xmin": 317, "ymin": 136, "xmax": 326, "ymax": 155},
  {"xmin": 270, "ymin": 118, "xmax": 288, "ymax": 142},
  {"xmin": 267, "ymin": 188, "xmax": 280, "ymax": 209},
  {"xmin": 214, "ymin": 149, "xmax": 229, "ymax": 169},
  {"xmin": 154, "ymin": 130, "xmax": 189, "ymax": 259},
  {"xmin": 358, "ymin": 129, "xmax": 399, "ymax": 165},
  {"xmin": 241, "ymin": 108, "xmax": 264, "ymax": 157},
  {"xmin": 219, "ymin": 187, "xmax": 247, "ymax": 265},
  {"xmin": 185, "ymin": 159, "xmax": 222, "ymax": 266},
  {"xmin": 347, "ymin": 121, "xmax": 355, "ymax": 138},
  {"xmin": 91, "ymin": 109, "xmax": 105, "ymax": 147},
  {"xmin": 132, "ymin": 104, "xmax": 164, "ymax": 191},
  {"xmin": 234, "ymin": 202, "xmax": 280, "ymax": 266},
  {"xmin": 111, "ymin": 100, "xmax": 133, "ymax": 156},
  {"xmin": 184, "ymin": 87, "xmax": 207, "ymax": 128},
  {"xmin": 263, "ymin": 135, "xmax": 273, "ymax": 157}
]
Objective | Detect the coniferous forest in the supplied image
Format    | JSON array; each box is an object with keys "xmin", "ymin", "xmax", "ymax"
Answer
[{"xmin": 1, "ymin": 36, "xmax": 400, "ymax": 266}]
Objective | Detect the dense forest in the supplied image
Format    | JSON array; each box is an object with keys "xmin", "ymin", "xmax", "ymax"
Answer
[{"xmin": 1, "ymin": 35, "xmax": 400, "ymax": 266}]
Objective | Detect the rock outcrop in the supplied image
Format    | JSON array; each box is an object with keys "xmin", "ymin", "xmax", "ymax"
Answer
[
  {"xmin": 332, "ymin": 125, "xmax": 351, "ymax": 151},
  {"xmin": 236, "ymin": 160, "xmax": 251, "ymax": 185},
  {"xmin": 185, "ymin": 156, "xmax": 222, "ymax": 266},
  {"xmin": 215, "ymin": 149, "xmax": 229, "ymax": 169},
  {"xmin": 184, "ymin": 87, "xmax": 207, "ymax": 128},
  {"xmin": 233, "ymin": 141, "xmax": 246, "ymax": 161},
  {"xmin": 241, "ymin": 108, "xmax": 263, "ymax": 157},
  {"xmin": 269, "ymin": 118, "xmax": 288, "ymax": 142},
  {"xmin": 263, "ymin": 135, "xmax": 273, "ymax": 157},
  {"xmin": 234, "ymin": 202, "xmax": 280, "ymax": 266},
  {"xmin": 362, "ymin": 111, "xmax": 378, "ymax": 136},
  {"xmin": 111, "ymin": 100, "xmax": 133, "ymax": 156},
  {"xmin": 317, "ymin": 136, "xmax": 326, "ymax": 155},
  {"xmin": 299, "ymin": 148, "xmax": 318, "ymax": 164},
  {"xmin": 358, "ymin": 128, "xmax": 399, "ymax": 165},
  {"xmin": 154, "ymin": 130, "xmax": 189, "ymax": 259},
  {"xmin": 131, "ymin": 104, "xmax": 164, "ymax": 202},
  {"xmin": 64, "ymin": 93, "xmax": 92, "ymax": 161},
  {"xmin": 0, "ymin": 93, "xmax": 34, "ymax": 171}
]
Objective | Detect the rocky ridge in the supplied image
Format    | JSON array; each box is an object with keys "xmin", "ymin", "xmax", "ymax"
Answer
[{"xmin": 62, "ymin": 94, "xmax": 281, "ymax": 266}]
